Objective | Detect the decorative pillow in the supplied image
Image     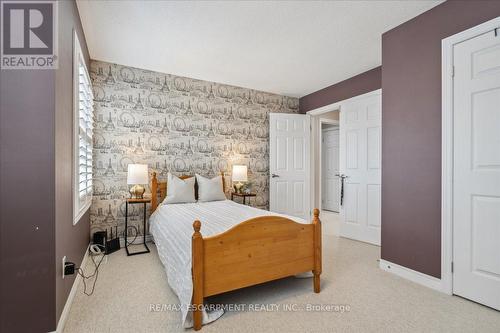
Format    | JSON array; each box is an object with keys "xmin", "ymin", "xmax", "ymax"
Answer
[
  {"xmin": 195, "ymin": 174, "xmax": 226, "ymax": 202},
  {"xmin": 162, "ymin": 173, "xmax": 196, "ymax": 204}
]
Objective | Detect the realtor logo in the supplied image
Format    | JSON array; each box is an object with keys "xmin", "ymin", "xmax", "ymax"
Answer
[{"xmin": 1, "ymin": 0, "xmax": 58, "ymax": 69}]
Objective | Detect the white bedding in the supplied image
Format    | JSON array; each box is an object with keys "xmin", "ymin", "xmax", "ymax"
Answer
[{"xmin": 149, "ymin": 199, "xmax": 307, "ymax": 328}]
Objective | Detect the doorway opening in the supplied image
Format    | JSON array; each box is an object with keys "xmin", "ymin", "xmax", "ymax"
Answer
[
  {"xmin": 321, "ymin": 122, "xmax": 340, "ymax": 213},
  {"xmin": 312, "ymin": 111, "xmax": 340, "ymax": 236}
]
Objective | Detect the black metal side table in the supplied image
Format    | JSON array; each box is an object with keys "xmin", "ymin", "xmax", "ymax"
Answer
[{"xmin": 125, "ymin": 198, "xmax": 151, "ymax": 256}]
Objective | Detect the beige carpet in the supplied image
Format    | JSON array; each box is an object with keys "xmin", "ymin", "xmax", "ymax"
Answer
[{"xmin": 64, "ymin": 236, "xmax": 500, "ymax": 333}]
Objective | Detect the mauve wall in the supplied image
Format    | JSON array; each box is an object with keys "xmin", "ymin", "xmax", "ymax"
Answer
[
  {"xmin": 299, "ymin": 66, "xmax": 381, "ymax": 112},
  {"xmin": 0, "ymin": 58, "xmax": 56, "ymax": 332},
  {"xmin": 382, "ymin": 0, "xmax": 500, "ymax": 278},
  {"xmin": 55, "ymin": 0, "xmax": 91, "ymax": 323},
  {"xmin": 0, "ymin": 1, "xmax": 90, "ymax": 331}
]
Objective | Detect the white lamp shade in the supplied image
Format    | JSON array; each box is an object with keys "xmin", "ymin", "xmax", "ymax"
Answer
[
  {"xmin": 127, "ymin": 164, "xmax": 148, "ymax": 185},
  {"xmin": 232, "ymin": 165, "xmax": 248, "ymax": 182}
]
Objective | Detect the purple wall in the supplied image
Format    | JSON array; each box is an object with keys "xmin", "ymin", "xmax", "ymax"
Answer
[
  {"xmin": 0, "ymin": 1, "xmax": 90, "ymax": 331},
  {"xmin": 299, "ymin": 66, "xmax": 381, "ymax": 112},
  {"xmin": 0, "ymin": 69, "xmax": 56, "ymax": 332},
  {"xmin": 381, "ymin": 0, "xmax": 500, "ymax": 278}
]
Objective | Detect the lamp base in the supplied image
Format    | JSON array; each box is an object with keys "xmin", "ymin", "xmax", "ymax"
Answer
[
  {"xmin": 234, "ymin": 182, "xmax": 243, "ymax": 194},
  {"xmin": 130, "ymin": 184, "xmax": 145, "ymax": 199}
]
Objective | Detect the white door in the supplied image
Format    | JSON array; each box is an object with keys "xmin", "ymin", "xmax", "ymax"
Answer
[
  {"xmin": 339, "ymin": 91, "xmax": 381, "ymax": 245},
  {"xmin": 452, "ymin": 29, "xmax": 500, "ymax": 310},
  {"xmin": 269, "ymin": 113, "xmax": 311, "ymax": 220},
  {"xmin": 322, "ymin": 128, "xmax": 340, "ymax": 212}
]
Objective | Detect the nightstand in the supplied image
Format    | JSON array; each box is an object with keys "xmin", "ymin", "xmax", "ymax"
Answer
[
  {"xmin": 231, "ymin": 192, "xmax": 256, "ymax": 205},
  {"xmin": 125, "ymin": 198, "xmax": 151, "ymax": 256}
]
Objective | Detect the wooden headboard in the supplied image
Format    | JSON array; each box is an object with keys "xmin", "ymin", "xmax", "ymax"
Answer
[{"xmin": 150, "ymin": 172, "xmax": 226, "ymax": 213}]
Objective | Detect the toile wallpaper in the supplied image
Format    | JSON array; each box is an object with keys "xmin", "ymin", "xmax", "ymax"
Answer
[{"xmin": 90, "ymin": 60, "xmax": 300, "ymax": 237}]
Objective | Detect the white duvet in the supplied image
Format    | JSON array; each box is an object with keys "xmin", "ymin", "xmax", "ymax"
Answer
[{"xmin": 149, "ymin": 199, "xmax": 307, "ymax": 328}]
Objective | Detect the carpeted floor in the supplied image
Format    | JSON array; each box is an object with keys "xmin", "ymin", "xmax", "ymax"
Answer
[{"xmin": 64, "ymin": 235, "xmax": 500, "ymax": 333}]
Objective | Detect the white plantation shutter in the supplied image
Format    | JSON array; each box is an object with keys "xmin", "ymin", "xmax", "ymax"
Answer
[{"xmin": 73, "ymin": 31, "xmax": 93, "ymax": 223}]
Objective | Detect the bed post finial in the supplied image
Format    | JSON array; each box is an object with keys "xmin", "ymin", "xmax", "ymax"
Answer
[
  {"xmin": 312, "ymin": 208, "xmax": 321, "ymax": 293},
  {"xmin": 151, "ymin": 172, "xmax": 158, "ymax": 214},
  {"xmin": 192, "ymin": 220, "xmax": 204, "ymax": 330},
  {"xmin": 193, "ymin": 220, "xmax": 201, "ymax": 233}
]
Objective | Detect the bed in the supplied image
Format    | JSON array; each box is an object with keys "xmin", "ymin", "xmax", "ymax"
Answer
[{"xmin": 149, "ymin": 172, "xmax": 322, "ymax": 330}]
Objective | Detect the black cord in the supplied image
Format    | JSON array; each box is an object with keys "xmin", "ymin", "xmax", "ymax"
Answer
[
  {"xmin": 78, "ymin": 224, "xmax": 139, "ymax": 296},
  {"xmin": 126, "ymin": 225, "xmax": 139, "ymax": 246},
  {"xmin": 77, "ymin": 252, "xmax": 106, "ymax": 296}
]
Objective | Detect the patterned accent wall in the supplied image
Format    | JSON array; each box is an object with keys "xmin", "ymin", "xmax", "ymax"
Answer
[{"xmin": 90, "ymin": 60, "xmax": 300, "ymax": 237}]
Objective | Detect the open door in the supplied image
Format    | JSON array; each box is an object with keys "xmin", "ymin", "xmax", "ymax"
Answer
[
  {"xmin": 339, "ymin": 91, "xmax": 381, "ymax": 245},
  {"xmin": 269, "ymin": 113, "xmax": 311, "ymax": 220}
]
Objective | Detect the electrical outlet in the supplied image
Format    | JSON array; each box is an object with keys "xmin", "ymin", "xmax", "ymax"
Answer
[{"xmin": 62, "ymin": 256, "xmax": 66, "ymax": 279}]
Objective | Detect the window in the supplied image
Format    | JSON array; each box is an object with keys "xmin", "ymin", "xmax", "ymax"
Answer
[{"xmin": 73, "ymin": 31, "xmax": 93, "ymax": 224}]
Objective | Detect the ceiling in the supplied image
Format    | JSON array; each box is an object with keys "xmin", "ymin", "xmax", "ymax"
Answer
[{"xmin": 77, "ymin": 0, "xmax": 442, "ymax": 98}]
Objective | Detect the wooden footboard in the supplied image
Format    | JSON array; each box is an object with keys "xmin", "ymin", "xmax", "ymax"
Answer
[{"xmin": 191, "ymin": 209, "xmax": 321, "ymax": 330}]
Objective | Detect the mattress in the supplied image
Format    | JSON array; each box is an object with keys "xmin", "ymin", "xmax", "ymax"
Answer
[{"xmin": 149, "ymin": 199, "xmax": 307, "ymax": 328}]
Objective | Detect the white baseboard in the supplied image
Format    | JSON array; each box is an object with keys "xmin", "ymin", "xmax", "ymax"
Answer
[
  {"xmin": 56, "ymin": 245, "xmax": 90, "ymax": 333},
  {"xmin": 379, "ymin": 259, "xmax": 442, "ymax": 292}
]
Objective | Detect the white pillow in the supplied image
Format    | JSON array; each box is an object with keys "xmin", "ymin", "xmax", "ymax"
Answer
[
  {"xmin": 162, "ymin": 173, "xmax": 196, "ymax": 204},
  {"xmin": 196, "ymin": 174, "xmax": 226, "ymax": 202}
]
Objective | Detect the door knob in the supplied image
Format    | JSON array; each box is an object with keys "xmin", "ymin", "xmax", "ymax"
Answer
[{"xmin": 271, "ymin": 174, "xmax": 280, "ymax": 178}]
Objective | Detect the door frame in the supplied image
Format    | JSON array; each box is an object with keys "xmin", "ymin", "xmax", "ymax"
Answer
[
  {"xmin": 441, "ymin": 16, "xmax": 500, "ymax": 296},
  {"xmin": 319, "ymin": 120, "xmax": 340, "ymax": 213},
  {"xmin": 306, "ymin": 88, "xmax": 381, "ymax": 220}
]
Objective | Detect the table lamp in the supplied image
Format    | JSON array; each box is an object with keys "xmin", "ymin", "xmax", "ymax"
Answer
[
  {"xmin": 232, "ymin": 165, "xmax": 247, "ymax": 194},
  {"xmin": 127, "ymin": 164, "xmax": 148, "ymax": 199}
]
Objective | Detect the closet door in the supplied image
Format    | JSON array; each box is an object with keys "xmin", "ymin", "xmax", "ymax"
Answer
[{"xmin": 452, "ymin": 29, "xmax": 500, "ymax": 310}]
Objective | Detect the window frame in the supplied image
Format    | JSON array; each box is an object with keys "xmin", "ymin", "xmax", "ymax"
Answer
[{"xmin": 73, "ymin": 30, "xmax": 93, "ymax": 224}]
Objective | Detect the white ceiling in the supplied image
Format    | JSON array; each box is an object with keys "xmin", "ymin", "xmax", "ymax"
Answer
[{"xmin": 77, "ymin": 0, "xmax": 442, "ymax": 98}]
